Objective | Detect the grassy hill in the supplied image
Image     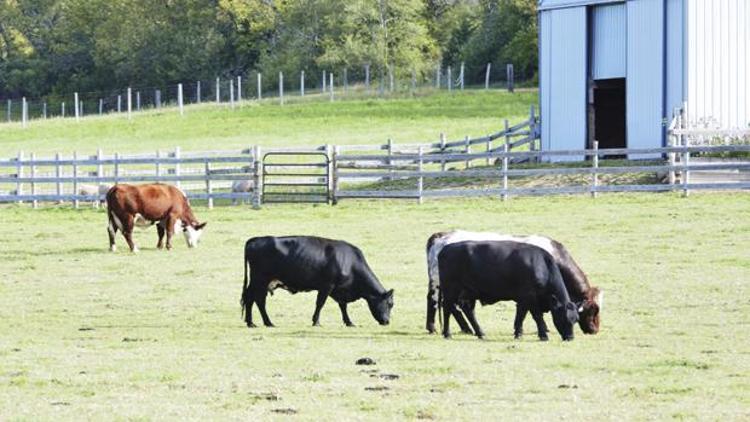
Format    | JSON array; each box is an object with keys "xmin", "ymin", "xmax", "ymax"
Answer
[{"xmin": 0, "ymin": 90, "xmax": 537, "ymax": 157}]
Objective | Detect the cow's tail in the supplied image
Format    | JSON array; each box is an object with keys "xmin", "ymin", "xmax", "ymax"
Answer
[
  {"xmin": 437, "ymin": 283, "xmax": 444, "ymax": 334},
  {"xmin": 240, "ymin": 245, "xmax": 250, "ymax": 319}
]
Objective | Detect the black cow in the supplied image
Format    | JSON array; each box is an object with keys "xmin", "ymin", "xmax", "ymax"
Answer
[
  {"xmin": 241, "ymin": 236, "xmax": 394, "ymax": 328},
  {"xmin": 438, "ymin": 240, "xmax": 579, "ymax": 341}
]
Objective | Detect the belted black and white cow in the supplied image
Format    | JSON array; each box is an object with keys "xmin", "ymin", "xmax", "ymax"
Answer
[
  {"xmin": 426, "ymin": 231, "xmax": 602, "ymax": 339},
  {"xmin": 241, "ymin": 236, "xmax": 394, "ymax": 328},
  {"xmin": 438, "ymin": 240, "xmax": 579, "ymax": 341}
]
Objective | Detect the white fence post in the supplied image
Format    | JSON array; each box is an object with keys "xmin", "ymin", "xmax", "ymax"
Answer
[
  {"xmin": 257, "ymin": 73, "xmax": 262, "ymax": 100},
  {"xmin": 683, "ymin": 139, "xmax": 690, "ymax": 197},
  {"xmin": 178, "ymin": 83, "xmax": 184, "ymax": 115},
  {"xmin": 464, "ymin": 135, "xmax": 471, "ymax": 169},
  {"xmin": 197, "ymin": 81, "xmax": 201, "ymax": 104},
  {"xmin": 507, "ymin": 64, "xmax": 514, "ymax": 93},
  {"xmin": 114, "ymin": 153, "xmax": 120, "ymax": 185},
  {"xmin": 127, "ymin": 87, "xmax": 133, "ymax": 120},
  {"xmin": 485, "ymin": 63, "xmax": 491, "ymax": 90},
  {"xmin": 55, "ymin": 152, "xmax": 62, "ymax": 203},
  {"xmin": 322, "ymin": 70, "xmax": 327, "ymax": 93},
  {"xmin": 459, "ymin": 62, "xmax": 465, "ymax": 90},
  {"xmin": 591, "ymin": 141, "xmax": 599, "ymax": 198},
  {"xmin": 156, "ymin": 150, "xmax": 163, "ymax": 178},
  {"xmin": 21, "ymin": 97, "xmax": 27, "ymax": 128},
  {"xmin": 136, "ymin": 91, "xmax": 141, "ymax": 111},
  {"xmin": 99, "ymin": 99, "xmax": 103, "ymax": 115},
  {"xmin": 16, "ymin": 151, "xmax": 24, "ymax": 204},
  {"xmin": 73, "ymin": 151, "xmax": 80, "ymax": 209},
  {"xmin": 502, "ymin": 143, "xmax": 509, "ymax": 201},
  {"xmin": 504, "ymin": 119, "xmax": 510, "ymax": 151},
  {"xmin": 155, "ymin": 90, "xmax": 161, "ymax": 109},
  {"xmin": 668, "ymin": 135, "xmax": 676, "ymax": 185},
  {"xmin": 30, "ymin": 152, "xmax": 37, "ymax": 209},
  {"xmin": 237, "ymin": 76, "xmax": 242, "ymax": 102},
  {"xmin": 387, "ymin": 138, "xmax": 393, "ymax": 180},
  {"xmin": 79, "ymin": 99, "xmax": 84, "ymax": 117},
  {"xmin": 418, "ymin": 146, "xmax": 424, "ymax": 205},
  {"xmin": 216, "ymin": 77, "xmax": 221, "ymax": 103},
  {"xmin": 74, "ymin": 92, "xmax": 80, "ymax": 122},
  {"xmin": 117, "ymin": 95, "xmax": 122, "ymax": 113},
  {"xmin": 61, "ymin": 102, "xmax": 65, "ymax": 118},
  {"xmin": 42, "ymin": 102, "xmax": 47, "ymax": 119},
  {"xmin": 440, "ymin": 132, "xmax": 447, "ymax": 172},
  {"xmin": 332, "ymin": 145, "xmax": 340, "ymax": 205},
  {"xmin": 486, "ymin": 134, "xmax": 492, "ymax": 166},
  {"xmin": 174, "ymin": 147, "xmax": 181, "ymax": 189},
  {"xmin": 447, "ymin": 67, "xmax": 452, "ymax": 92},
  {"xmin": 252, "ymin": 145, "xmax": 263, "ymax": 209},
  {"xmin": 205, "ymin": 159, "xmax": 213, "ymax": 209},
  {"xmin": 229, "ymin": 79, "xmax": 235, "ymax": 109},
  {"xmin": 300, "ymin": 71, "xmax": 305, "ymax": 97},
  {"xmin": 279, "ymin": 72, "xmax": 284, "ymax": 105}
]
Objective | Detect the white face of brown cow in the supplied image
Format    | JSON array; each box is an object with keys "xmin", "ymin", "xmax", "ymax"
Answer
[{"xmin": 180, "ymin": 220, "xmax": 207, "ymax": 248}]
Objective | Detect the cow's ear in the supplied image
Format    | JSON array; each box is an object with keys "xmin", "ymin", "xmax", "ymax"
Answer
[
  {"xmin": 195, "ymin": 222, "xmax": 207, "ymax": 230},
  {"xmin": 385, "ymin": 289, "xmax": 394, "ymax": 298}
]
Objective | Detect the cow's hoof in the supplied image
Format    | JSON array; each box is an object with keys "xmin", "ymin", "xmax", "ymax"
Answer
[
  {"xmin": 131, "ymin": 247, "xmax": 140, "ymax": 254},
  {"xmin": 514, "ymin": 333, "xmax": 523, "ymax": 340},
  {"xmin": 426, "ymin": 324, "xmax": 436, "ymax": 334},
  {"xmin": 345, "ymin": 323, "xmax": 356, "ymax": 327},
  {"xmin": 538, "ymin": 336, "xmax": 549, "ymax": 342},
  {"xmin": 264, "ymin": 323, "xmax": 275, "ymax": 328},
  {"xmin": 562, "ymin": 336, "xmax": 574, "ymax": 342},
  {"xmin": 109, "ymin": 245, "xmax": 117, "ymax": 253},
  {"xmin": 247, "ymin": 323, "xmax": 257, "ymax": 328},
  {"xmin": 477, "ymin": 334, "xmax": 486, "ymax": 340},
  {"xmin": 443, "ymin": 333, "xmax": 452, "ymax": 339}
]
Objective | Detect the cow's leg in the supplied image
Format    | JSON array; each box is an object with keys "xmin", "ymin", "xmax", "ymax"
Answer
[
  {"xmin": 243, "ymin": 288, "xmax": 256, "ymax": 328},
  {"xmin": 441, "ymin": 290, "xmax": 459, "ymax": 339},
  {"xmin": 459, "ymin": 300, "xmax": 485, "ymax": 339},
  {"xmin": 338, "ymin": 302, "xmax": 355, "ymax": 327},
  {"xmin": 312, "ymin": 286, "xmax": 333, "ymax": 326},
  {"xmin": 251, "ymin": 286, "xmax": 274, "ymax": 327},
  {"xmin": 530, "ymin": 309, "xmax": 549, "ymax": 341},
  {"xmin": 514, "ymin": 303, "xmax": 529, "ymax": 339},
  {"xmin": 107, "ymin": 215, "xmax": 118, "ymax": 252},
  {"xmin": 452, "ymin": 303, "xmax": 474, "ymax": 335},
  {"xmin": 121, "ymin": 215, "xmax": 138, "ymax": 252},
  {"xmin": 164, "ymin": 216, "xmax": 177, "ymax": 250},
  {"xmin": 426, "ymin": 291, "xmax": 438, "ymax": 334},
  {"xmin": 156, "ymin": 222, "xmax": 166, "ymax": 249}
]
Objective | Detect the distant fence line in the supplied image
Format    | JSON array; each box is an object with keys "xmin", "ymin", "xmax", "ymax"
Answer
[
  {"xmin": 1, "ymin": 113, "xmax": 748, "ymax": 208},
  {"xmin": 2, "ymin": 62, "xmax": 522, "ymax": 128}
]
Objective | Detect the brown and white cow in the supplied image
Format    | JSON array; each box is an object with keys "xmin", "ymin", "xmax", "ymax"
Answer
[{"xmin": 106, "ymin": 184, "xmax": 207, "ymax": 252}]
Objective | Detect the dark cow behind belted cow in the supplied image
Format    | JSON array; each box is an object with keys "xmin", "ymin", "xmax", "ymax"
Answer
[
  {"xmin": 426, "ymin": 231, "xmax": 602, "ymax": 340},
  {"xmin": 438, "ymin": 240, "xmax": 580, "ymax": 341},
  {"xmin": 241, "ymin": 236, "xmax": 395, "ymax": 328}
]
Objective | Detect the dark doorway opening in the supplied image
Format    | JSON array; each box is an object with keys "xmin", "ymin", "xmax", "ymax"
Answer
[{"xmin": 591, "ymin": 78, "xmax": 626, "ymax": 154}]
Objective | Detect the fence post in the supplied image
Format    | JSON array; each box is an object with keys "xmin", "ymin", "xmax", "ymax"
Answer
[
  {"xmin": 156, "ymin": 150, "xmax": 163, "ymax": 179},
  {"xmin": 507, "ymin": 64, "xmax": 514, "ymax": 93},
  {"xmin": 178, "ymin": 83, "xmax": 184, "ymax": 115},
  {"xmin": 387, "ymin": 138, "xmax": 393, "ymax": 180},
  {"xmin": 418, "ymin": 146, "xmax": 424, "ymax": 205},
  {"xmin": 252, "ymin": 145, "xmax": 263, "ymax": 209},
  {"xmin": 486, "ymin": 134, "xmax": 492, "ymax": 166},
  {"xmin": 16, "ymin": 151, "xmax": 24, "ymax": 204},
  {"xmin": 279, "ymin": 72, "xmax": 284, "ymax": 105},
  {"xmin": 485, "ymin": 63, "xmax": 491, "ymax": 90},
  {"xmin": 502, "ymin": 143, "xmax": 509, "ymax": 201},
  {"xmin": 229, "ymin": 79, "xmax": 235, "ymax": 109},
  {"xmin": 79, "ymin": 99, "xmax": 84, "ymax": 117},
  {"xmin": 447, "ymin": 67, "xmax": 452, "ymax": 92},
  {"xmin": 464, "ymin": 136, "xmax": 471, "ymax": 169},
  {"xmin": 322, "ymin": 70, "xmax": 327, "ymax": 93},
  {"xmin": 127, "ymin": 87, "xmax": 133, "ymax": 120},
  {"xmin": 136, "ymin": 91, "xmax": 141, "ymax": 111},
  {"xmin": 74, "ymin": 92, "xmax": 80, "ymax": 122},
  {"xmin": 668, "ymin": 135, "xmax": 676, "ymax": 185},
  {"xmin": 365, "ymin": 64, "xmax": 371, "ymax": 92},
  {"xmin": 325, "ymin": 144, "xmax": 334, "ymax": 204},
  {"xmin": 114, "ymin": 153, "xmax": 120, "ymax": 185},
  {"xmin": 332, "ymin": 145, "xmax": 340, "ymax": 205},
  {"xmin": 591, "ymin": 141, "xmax": 599, "ymax": 198},
  {"xmin": 73, "ymin": 151, "xmax": 80, "ymax": 209},
  {"xmin": 56, "ymin": 152, "xmax": 62, "ymax": 204},
  {"xmin": 257, "ymin": 73, "xmax": 262, "ymax": 101},
  {"xmin": 529, "ymin": 105, "xmax": 537, "ymax": 157},
  {"xmin": 174, "ymin": 147, "xmax": 181, "ymax": 189},
  {"xmin": 237, "ymin": 76, "xmax": 242, "ymax": 102},
  {"xmin": 117, "ymin": 95, "xmax": 122, "ymax": 113},
  {"xmin": 97, "ymin": 149, "xmax": 104, "ymax": 184},
  {"xmin": 329, "ymin": 72, "xmax": 334, "ymax": 102},
  {"xmin": 21, "ymin": 97, "xmax": 27, "ymax": 128},
  {"xmin": 459, "ymin": 62, "xmax": 465, "ymax": 90},
  {"xmin": 99, "ymin": 99, "xmax": 103, "ymax": 115},
  {"xmin": 31, "ymin": 152, "xmax": 37, "ymax": 209},
  {"xmin": 440, "ymin": 133, "xmax": 447, "ymax": 172},
  {"xmin": 155, "ymin": 90, "xmax": 161, "ymax": 109},
  {"xmin": 216, "ymin": 77, "xmax": 221, "ymax": 103},
  {"xmin": 504, "ymin": 119, "xmax": 510, "ymax": 152},
  {"xmin": 197, "ymin": 81, "xmax": 201, "ymax": 104},
  {"xmin": 62, "ymin": 102, "xmax": 65, "ymax": 118},
  {"xmin": 43, "ymin": 102, "xmax": 47, "ymax": 119},
  {"xmin": 205, "ymin": 159, "xmax": 213, "ymax": 209},
  {"xmin": 300, "ymin": 71, "xmax": 305, "ymax": 97}
]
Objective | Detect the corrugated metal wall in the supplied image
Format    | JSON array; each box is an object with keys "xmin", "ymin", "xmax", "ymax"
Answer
[
  {"xmin": 627, "ymin": 0, "xmax": 665, "ymax": 154},
  {"xmin": 665, "ymin": 0, "xmax": 685, "ymax": 120},
  {"xmin": 687, "ymin": 0, "xmax": 750, "ymax": 129},
  {"xmin": 591, "ymin": 3, "xmax": 627, "ymax": 80},
  {"xmin": 539, "ymin": 7, "xmax": 588, "ymax": 158}
]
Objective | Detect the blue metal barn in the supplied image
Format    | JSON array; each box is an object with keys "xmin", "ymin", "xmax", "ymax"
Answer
[{"xmin": 538, "ymin": 0, "xmax": 687, "ymax": 157}]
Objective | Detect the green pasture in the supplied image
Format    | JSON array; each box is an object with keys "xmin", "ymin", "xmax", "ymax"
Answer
[
  {"xmin": 0, "ymin": 90, "xmax": 536, "ymax": 158},
  {"xmin": 1, "ymin": 193, "xmax": 749, "ymax": 420}
]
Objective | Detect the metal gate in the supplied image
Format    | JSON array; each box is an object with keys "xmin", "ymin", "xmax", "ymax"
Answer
[{"xmin": 261, "ymin": 151, "xmax": 330, "ymax": 204}]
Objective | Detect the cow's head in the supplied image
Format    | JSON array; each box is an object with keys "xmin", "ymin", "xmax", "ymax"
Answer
[
  {"xmin": 182, "ymin": 221, "xmax": 207, "ymax": 248},
  {"xmin": 577, "ymin": 287, "xmax": 603, "ymax": 334},
  {"xmin": 551, "ymin": 298, "xmax": 579, "ymax": 341},
  {"xmin": 367, "ymin": 289, "xmax": 394, "ymax": 326}
]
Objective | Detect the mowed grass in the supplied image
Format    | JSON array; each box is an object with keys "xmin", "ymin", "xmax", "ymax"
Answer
[
  {"xmin": 1, "ymin": 193, "xmax": 749, "ymax": 419},
  {"xmin": 0, "ymin": 90, "xmax": 536, "ymax": 157}
]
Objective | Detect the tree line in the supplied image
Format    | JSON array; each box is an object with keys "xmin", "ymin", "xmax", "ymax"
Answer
[{"xmin": 0, "ymin": 0, "xmax": 537, "ymax": 99}]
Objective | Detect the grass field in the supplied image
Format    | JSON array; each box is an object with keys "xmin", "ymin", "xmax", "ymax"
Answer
[
  {"xmin": 1, "ymin": 193, "xmax": 749, "ymax": 420},
  {"xmin": 0, "ymin": 90, "xmax": 536, "ymax": 157}
]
